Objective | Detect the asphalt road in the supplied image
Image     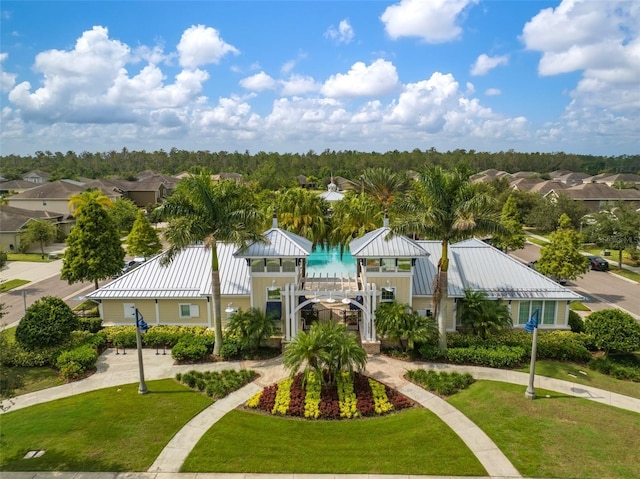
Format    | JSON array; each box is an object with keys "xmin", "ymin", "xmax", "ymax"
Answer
[
  {"xmin": 510, "ymin": 242, "xmax": 640, "ymax": 320},
  {"xmin": 1, "ymin": 275, "xmax": 102, "ymax": 328}
]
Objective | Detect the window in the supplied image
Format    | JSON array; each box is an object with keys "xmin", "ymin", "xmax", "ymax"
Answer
[
  {"xmin": 366, "ymin": 258, "xmax": 380, "ymax": 272},
  {"xmin": 397, "ymin": 259, "xmax": 412, "ymax": 272},
  {"xmin": 179, "ymin": 303, "xmax": 200, "ymax": 319},
  {"xmin": 267, "ymin": 287, "xmax": 281, "ymax": 301},
  {"xmin": 266, "ymin": 258, "xmax": 280, "ymax": 273},
  {"xmin": 251, "ymin": 259, "xmax": 265, "ymax": 272},
  {"xmin": 381, "ymin": 258, "xmax": 396, "ymax": 272},
  {"xmin": 518, "ymin": 300, "xmax": 556, "ymax": 325},
  {"xmin": 282, "ymin": 259, "xmax": 296, "ymax": 272},
  {"xmin": 381, "ymin": 287, "xmax": 395, "ymax": 303}
]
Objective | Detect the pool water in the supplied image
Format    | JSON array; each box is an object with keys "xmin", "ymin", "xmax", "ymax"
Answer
[{"xmin": 306, "ymin": 247, "xmax": 356, "ymax": 276}]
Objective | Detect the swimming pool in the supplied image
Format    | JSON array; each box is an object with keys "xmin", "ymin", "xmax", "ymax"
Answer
[{"xmin": 306, "ymin": 246, "xmax": 356, "ymax": 276}]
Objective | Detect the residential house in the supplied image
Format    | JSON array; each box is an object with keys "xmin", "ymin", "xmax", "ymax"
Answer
[
  {"xmin": 87, "ymin": 218, "xmax": 582, "ymax": 353},
  {"xmin": 0, "ymin": 205, "xmax": 69, "ymax": 252},
  {"xmin": 545, "ymin": 182, "xmax": 640, "ymax": 212},
  {"xmin": 0, "ymin": 179, "xmax": 39, "ymax": 196},
  {"xmin": 22, "ymin": 170, "xmax": 51, "ymax": 184},
  {"xmin": 296, "ymin": 175, "xmax": 318, "ymax": 189}
]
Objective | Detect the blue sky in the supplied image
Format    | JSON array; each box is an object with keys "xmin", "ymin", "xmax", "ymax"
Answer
[{"xmin": 1, "ymin": 0, "xmax": 638, "ymax": 157}]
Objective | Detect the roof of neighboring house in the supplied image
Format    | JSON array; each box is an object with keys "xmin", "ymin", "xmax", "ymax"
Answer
[
  {"xmin": 7, "ymin": 180, "xmax": 86, "ymax": 199},
  {"xmin": 555, "ymin": 172, "xmax": 590, "ymax": 182},
  {"xmin": 0, "ymin": 179, "xmax": 40, "ymax": 191},
  {"xmin": 510, "ymin": 171, "xmax": 539, "ymax": 179},
  {"xmin": 350, "ymin": 225, "xmax": 429, "ymax": 258},
  {"xmin": 0, "ymin": 205, "xmax": 64, "ymax": 232},
  {"xmin": 509, "ymin": 177, "xmax": 544, "ymax": 191},
  {"xmin": 23, "ymin": 170, "xmax": 51, "ymax": 180},
  {"xmin": 548, "ymin": 170, "xmax": 572, "ymax": 178},
  {"xmin": 87, "ymin": 243, "xmax": 251, "ymax": 300},
  {"xmin": 599, "ymin": 173, "xmax": 640, "ymax": 183},
  {"xmin": 529, "ymin": 180, "xmax": 567, "ymax": 195},
  {"xmin": 548, "ymin": 182, "xmax": 640, "ymax": 200},
  {"xmin": 234, "ymin": 226, "xmax": 313, "ymax": 258},
  {"xmin": 413, "ymin": 238, "xmax": 583, "ymax": 300}
]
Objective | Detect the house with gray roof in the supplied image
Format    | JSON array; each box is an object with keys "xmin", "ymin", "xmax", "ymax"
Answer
[
  {"xmin": 88, "ymin": 216, "xmax": 582, "ymax": 353},
  {"xmin": 545, "ymin": 182, "xmax": 640, "ymax": 211},
  {"xmin": 22, "ymin": 170, "xmax": 51, "ymax": 184},
  {"xmin": 0, "ymin": 205, "xmax": 68, "ymax": 252}
]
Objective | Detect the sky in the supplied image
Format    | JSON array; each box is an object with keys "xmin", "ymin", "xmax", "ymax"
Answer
[{"xmin": 0, "ymin": 0, "xmax": 639, "ymax": 157}]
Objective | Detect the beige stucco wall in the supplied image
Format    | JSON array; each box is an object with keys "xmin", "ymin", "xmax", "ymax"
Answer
[
  {"xmin": 100, "ymin": 298, "xmax": 209, "ymax": 326},
  {"xmin": 7, "ymin": 198, "xmax": 71, "ymax": 215}
]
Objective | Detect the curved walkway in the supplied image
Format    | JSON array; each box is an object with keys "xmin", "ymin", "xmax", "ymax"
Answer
[{"xmin": 3, "ymin": 349, "xmax": 640, "ymax": 479}]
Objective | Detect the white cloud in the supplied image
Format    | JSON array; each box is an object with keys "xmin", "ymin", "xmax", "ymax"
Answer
[
  {"xmin": 485, "ymin": 88, "xmax": 501, "ymax": 96},
  {"xmin": 0, "ymin": 52, "xmax": 16, "ymax": 93},
  {"xmin": 280, "ymin": 74, "xmax": 321, "ymax": 96},
  {"xmin": 325, "ymin": 19, "xmax": 355, "ymax": 44},
  {"xmin": 380, "ymin": 0, "xmax": 479, "ymax": 43},
  {"xmin": 470, "ymin": 54, "xmax": 509, "ymax": 76},
  {"xmin": 321, "ymin": 59, "xmax": 399, "ymax": 98},
  {"xmin": 177, "ymin": 25, "xmax": 239, "ymax": 69},
  {"xmin": 240, "ymin": 71, "xmax": 277, "ymax": 92}
]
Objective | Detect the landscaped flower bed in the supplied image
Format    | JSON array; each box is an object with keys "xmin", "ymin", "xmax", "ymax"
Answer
[{"xmin": 246, "ymin": 371, "xmax": 414, "ymax": 419}]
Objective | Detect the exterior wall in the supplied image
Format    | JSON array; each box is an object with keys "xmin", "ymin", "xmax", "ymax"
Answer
[
  {"xmin": 126, "ymin": 191, "xmax": 158, "ymax": 208},
  {"xmin": 6, "ymin": 198, "xmax": 70, "ymax": 215},
  {"xmin": 0, "ymin": 232, "xmax": 21, "ymax": 252},
  {"xmin": 512, "ymin": 299, "xmax": 569, "ymax": 329},
  {"xmin": 100, "ymin": 298, "xmax": 210, "ymax": 326}
]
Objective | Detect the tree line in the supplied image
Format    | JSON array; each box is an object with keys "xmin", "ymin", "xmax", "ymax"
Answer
[{"xmin": 2, "ymin": 148, "xmax": 639, "ymax": 189}]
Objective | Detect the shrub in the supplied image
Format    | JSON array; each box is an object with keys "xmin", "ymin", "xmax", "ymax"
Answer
[
  {"xmin": 176, "ymin": 369, "xmax": 258, "ymax": 399},
  {"xmin": 584, "ymin": 309, "xmax": 640, "ymax": 355},
  {"xmin": 171, "ymin": 336, "xmax": 213, "ymax": 363},
  {"xmin": 445, "ymin": 346, "xmax": 526, "ymax": 368},
  {"xmin": 568, "ymin": 310, "xmax": 584, "ymax": 333},
  {"xmin": 219, "ymin": 335, "xmax": 244, "ymax": 360},
  {"xmin": 77, "ymin": 317, "xmax": 103, "ymax": 333},
  {"xmin": 407, "ymin": 369, "xmax": 475, "ymax": 396},
  {"xmin": 588, "ymin": 355, "xmax": 640, "ymax": 382},
  {"xmin": 56, "ymin": 345, "xmax": 99, "ymax": 381},
  {"xmin": 15, "ymin": 296, "xmax": 79, "ymax": 350},
  {"xmin": 417, "ymin": 344, "xmax": 444, "ymax": 361}
]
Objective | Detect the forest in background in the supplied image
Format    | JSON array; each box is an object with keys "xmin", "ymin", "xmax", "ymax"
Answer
[{"xmin": 1, "ymin": 148, "xmax": 639, "ymax": 190}]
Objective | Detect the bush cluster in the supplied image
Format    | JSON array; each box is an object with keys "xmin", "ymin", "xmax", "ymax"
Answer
[
  {"xmin": 406, "ymin": 369, "xmax": 475, "ymax": 396},
  {"xmin": 56, "ymin": 345, "xmax": 99, "ymax": 381},
  {"xmin": 446, "ymin": 346, "xmax": 527, "ymax": 368},
  {"xmin": 175, "ymin": 369, "xmax": 257, "ymax": 399},
  {"xmin": 588, "ymin": 356, "xmax": 640, "ymax": 382},
  {"xmin": 77, "ymin": 317, "xmax": 103, "ymax": 333}
]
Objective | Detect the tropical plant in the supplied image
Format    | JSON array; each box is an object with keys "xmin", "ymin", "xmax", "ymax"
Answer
[
  {"xmin": 61, "ymin": 196, "xmax": 126, "ymax": 289},
  {"xmin": 227, "ymin": 307, "xmax": 276, "ymax": 353},
  {"xmin": 537, "ymin": 214, "xmax": 589, "ymax": 282},
  {"xmin": 15, "ymin": 296, "xmax": 79, "ymax": 350},
  {"xmin": 127, "ymin": 210, "xmax": 162, "ymax": 258},
  {"xmin": 584, "ymin": 309, "xmax": 640, "ymax": 356},
  {"xmin": 68, "ymin": 189, "xmax": 113, "ymax": 217},
  {"xmin": 374, "ymin": 302, "xmax": 438, "ymax": 351},
  {"xmin": 283, "ymin": 321, "xmax": 367, "ymax": 386},
  {"xmin": 329, "ymin": 192, "xmax": 384, "ymax": 253},
  {"xmin": 19, "ymin": 219, "xmax": 58, "ymax": 257},
  {"xmin": 391, "ymin": 165, "xmax": 502, "ymax": 353},
  {"xmin": 357, "ymin": 167, "xmax": 409, "ymax": 213},
  {"xmin": 270, "ymin": 187, "xmax": 330, "ymax": 247},
  {"xmin": 158, "ymin": 170, "xmax": 264, "ymax": 355},
  {"xmin": 458, "ymin": 290, "xmax": 512, "ymax": 340}
]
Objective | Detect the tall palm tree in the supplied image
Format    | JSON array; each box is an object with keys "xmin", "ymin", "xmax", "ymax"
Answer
[
  {"xmin": 68, "ymin": 189, "xmax": 113, "ymax": 216},
  {"xmin": 329, "ymin": 192, "xmax": 383, "ymax": 253},
  {"xmin": 158, "ymin": 171, "xmax": 264, "ymax": 355},
  {"xmin": 270, "ymin": 187, "xmax": 330, "ymax": 248},
  {"xmin": 391, "ymin": 165, "xmax": 501, "ymax": 352},
  {"xmin": 357, "ymin": 167, "xmax": 409, "ymax": 214}
]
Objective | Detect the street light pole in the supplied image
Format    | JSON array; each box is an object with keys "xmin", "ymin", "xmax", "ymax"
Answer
[
  {"xmin": 134, "ymin": 308, "xmax": 148, "ymax": 395},
  {"xmin": 524, "ymin": 308, "xmax": 540, "ymax": 400}
]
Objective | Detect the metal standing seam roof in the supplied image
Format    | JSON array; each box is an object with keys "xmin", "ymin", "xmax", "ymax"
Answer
[
  {"xmin": 349, "ymin": 227, "xmax": 430, "ymax": 258},
  {"xmin": 233, "ymin": 228, "xmax": 312, "ymax": 258},
  {"xmin": 87, "ymin": 244, "xmax": 251, "ymax": 300},
  {"xmin": 413, "ymin": 238, "xmax": 583, "ymax": 300}
]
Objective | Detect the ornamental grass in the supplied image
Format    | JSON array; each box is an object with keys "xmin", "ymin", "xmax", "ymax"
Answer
[{"xmin": 245, "ymin": 371, "xmax": 414, "ymax": 419}]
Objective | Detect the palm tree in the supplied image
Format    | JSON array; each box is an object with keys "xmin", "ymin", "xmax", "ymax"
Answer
[
  {"xmin": 374, "ymin": 302, "xmax": 438, "ymax": 351},
  {"xmin": 391, "ymin": 165, "xmax": 501, "ymax": 353},
  {"xmin": 270, "ymin": 187, "xmax": 330, "ymax": 248},
  {"xmin": 458, "ymin": 289, "xmax": 512, "ymax": 340},
  {"xmin": 68, "ymin": 189, "xmax": 113, "ymax": 217},
  {"xmin": 158, "ymin": 170, "xmax": 264, "ymax": 355},
  {"xmin": 283, "ymin": 321, "xmax": 367, "ymax": 386},
  {"xmin": 226, "ymin": 307, "xmax": 275, "ymax": 353},
  {"xmin": 329, "ymin": 192, "xmax": 383, "ymax": 253},
  {"xmin": 357, "ymin": 167, "xmax": 409, "ymax": 214}
]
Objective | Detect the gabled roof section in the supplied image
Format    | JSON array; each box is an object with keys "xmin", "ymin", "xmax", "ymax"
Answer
[
  {"xmin": 234, "ymin": 228, "xmax": 312, "ymax": 258},
  {"xmin": 0, "ymin": 205, "xmax": 64, "ymax": 232},
  {"xmin": 8, "ymin": 180, "xmax": 85, "ymax": 199},
  {"xmin": 87, "ymin": 243, "xmax": 251, "ymax": 300},
  {"xmin": 349, "ymin": 227, "xmax": 429, "ymax": 258}
]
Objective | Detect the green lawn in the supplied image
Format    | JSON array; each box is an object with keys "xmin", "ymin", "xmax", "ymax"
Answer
[
  {"xmin": 6, "ymin": 254, "xmax": 54, "ymax": 263},
  {"xmin": 517, "ymin": 360, "xmax": 640, "ymax": 399},
  {"xmin": 569, "ymin": 301, "xmax": 591, "ymax": 311},
  {"xmin": 0, "ymin": 379, "xmax": 213, "ymax": 471},
  {"xmin": 2, "ymin": 366, "xmax": 64, "ymax": 396},
  {"xmin": 182, "ymin": 408, "xmax": 486, "ymax": 475},
  {"xmin": 0, "ymin": 279, "xmax": 30, "ymax": 293},
  {"xmin": 449, "ymin": 381, "xmax": 640, "ymax": 479},
  {"xmin": 610, "ymin": 267, "xmax": 640, "ymax": 283}
]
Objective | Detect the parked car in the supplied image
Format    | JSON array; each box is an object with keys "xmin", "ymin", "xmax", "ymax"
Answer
[{"xmin": 587, "ymin": 255, "xmax": 610, "ymax": 271}]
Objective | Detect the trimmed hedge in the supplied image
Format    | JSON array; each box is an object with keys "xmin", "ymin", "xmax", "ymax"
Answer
[
  {"xmin": 171, "ymin": 335, "xmax": 215, "ymax": 363},
  {"xmin": 406, "ymin": 369, "xmax": 475, "ymax": 396},
  {"xmin": 445, "ymin": 345, "xmax": 526, "ymax": 368},
  {"xmin": 102, "ymin": 325, "xmax": 216, "ymax": 349},
  {"xmin": 56, "ymin": 345, "xmax": 99, "ymax": 381}
]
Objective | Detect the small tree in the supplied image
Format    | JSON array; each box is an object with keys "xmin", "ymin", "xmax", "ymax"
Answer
[
  {"xmin": 375, "ymin": 302, "xmax": 438, "ymax": 351},
  {"xmin": 492, "ymin": 195, "xmax": 525, "ymax": 253},
  {"xmin": 127, "ymin": 210, "xmax": 163, "ymax": 258},
  {"xmin": 20, "ymin": 219, "xmax": 58, "ymax": 257},
  {"xmin": 61, "ymin": 197, "xmax": 126, "ymax": 289},
  {"xmin": 15, "ymin": 296, "xmax": 78, "ymax": 350},
  {"xmin": 458, "ymin": 289, "xmax": 512, "ymax": 339},
  {"xmin": 226, "ymin": 307, "xmax": 275, "ymax": 353},
  {"xmin": 537, "ymin": 214, "xmax": 589, "ymax": 282},
  {"xmin": 109, "ymin": 198, "xmax": 140, "ymax": 235},
  {"xmin": 586, "ymin": 204, "xmax": 640, "ymax": 269},
  {"xmin": 584, "ymin": 309, "xmax": 640, "ymax": 356}
]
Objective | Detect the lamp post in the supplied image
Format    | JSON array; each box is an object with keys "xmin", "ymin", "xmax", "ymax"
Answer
[
  {"xmin": 134, "ymin": 308, "xmax": 148, "ymax": 395},
  {"xmin": 524, "ymin": 308, "xmax": 540, "ymax": 400}
]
